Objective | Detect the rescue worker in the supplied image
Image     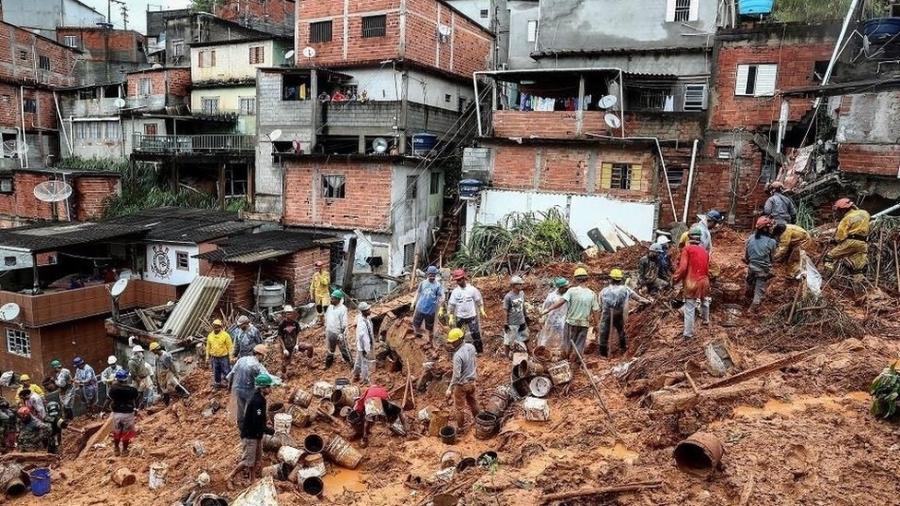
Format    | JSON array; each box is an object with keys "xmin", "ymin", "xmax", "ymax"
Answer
[
  {"xmin": 127, "ymin": 345, "xmax": 151, "ymax": 409},
  {"xmin": 15, "ymin": 407, "xmax": 49, "ymax": 452},
  {"xmin": 773, "ymin": 222, "xmax": 813, "ymax": 277},
  {"xmin": 50, "ymin": 359, "xmax": 75, "ymax": 420},
  {"xmin": 324, "ymin": 290, "xmax": 352, "ymax": 369},
  {"xmin": 673, "ymin": 226, "xmax": 711, "ymax": 339},
  {"xmin": 764, "ymin": 181, "xmax": 797, "ymax": 225},
  {"xmin": 206, "ymin": 319, "xmax": 233, "ymax": 388},
  {"xmin": 598, "ymin": 268, "xmax": 650, "ymax": 357},
  {"xmin": 108, "ymin": 369, "xmax": 139, "ymax": 457},
  {"xmin": 232, "ymin": 315, "xmax": 262, "ymax": 359},
  {"xmin": 352, "ymin": 302, "xmax": 375, "ymax": 384},
  {"xmin": 825, "ymin": 198, "xmax": 871, "ymax": 273},
  {"xmin": 655, "ymin": 236, "xmax": 674, "ymax": 281},
  {"xmin": 99, "ymin": 355, "xmax": 122, "ymax": 410},
  {"xmin": 17, "ymin": 388, "xmax": 45, "ymax": 420},
  {"xmin": 447, "ymin": 269, "xmax": 486, "ymax": 354},
  {"xmin": 0, "ymin": 398, "xmax": 17, "ymax": 452},
  {"xmin": 637, "ymin": 244, "xmax": 670, "ymax": 293},
  {"xmin": 744, "ymin": 216, "xmax": 778, "ymax": 309},
  {"xmin": 150, "ymin": 342, "xmax": 185, "ymax": 405},
  {"xmin": 227, "ymin": 373, "xmax": 276, "ymax": 489},
  {"xmin": 537, "ymin": 278, "xmax": 569, "ymax": 353},
  {"xmin": 678, "ymin": 210, "xmax": 724, "ymax": 252},
  {"xmin": 541, "ymin": 267, "xmax": 599, "ymax": 360},
  {"xmin": 16, "ymin": 374, "xmax": 45, "ymax": 399},
  {"xmin": 502, "ymin": 276, "xmax": 529, "ymax": 356},
  {"xmin": 227, "ymin": 344, "xmax": 270, "ymax": 429},
  {"xmin": 44, "ymin": 401, "xmax": 66, "ymax": 454},
  {"xmin": 349, "ymin": 384, "xmax": 390, "ymax": 446},
  {"xmin": 411, "ymin": 265, "xmax": 444, "ymax": 339},
  {"xmin": 73, "ymin": 356, "xmax": 98, "ymax": 413},
  {"xmin": 309, "ymin": 260, "xmax": 331, "ymax": 317},
  {"xmin": 277, "ymin": 305, "xmax": 312, "ymax": 378},
  {"xmin": 444, "ymin": 328, "xmax": 479, "ymax": 430}
]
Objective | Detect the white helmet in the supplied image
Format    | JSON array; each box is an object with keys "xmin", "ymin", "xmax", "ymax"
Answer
[
  {"xmin": 107, "ymin": 355, "xmax": 117, "ymax": 365},
  {"xmin": 132, "ymin": 345, "xmax": 144, "ymax": 353},
  {"xmin": 358, "ymin": 302, "xmax": 371, "ymax": 311},
  {"xmin": 283, "ymin": 304, "xmax": 294, "ymax": 313},
  {"xmin": 656, "ymin": 236, "xmax": 671, "ymax": 245},
  {"xmin": 510, "ymin": 275, "xmax": 525, "ymax": 285}
]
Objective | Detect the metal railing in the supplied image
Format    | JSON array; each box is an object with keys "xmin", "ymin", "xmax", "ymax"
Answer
[{"xmin": 132, "ymin": 134, "xmax": 256, "ymax": 154}]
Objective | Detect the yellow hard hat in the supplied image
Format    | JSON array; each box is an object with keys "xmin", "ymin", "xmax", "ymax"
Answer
[
  {"xmin": 20, "ymin": 374, "xmax": 30, "ymax": 382},
  {"xmin": 212, "ymin": 319, "xmax": 223, "ymax": 326},
  {"xmin": 149, "ymin": 342, "xmax": 160, "ymax": 351},
  {"xmin": 610, "ymin": 268, "xmax": 624, "ymax": 280},
  {"xmin": 446, "ymin": 328, "xmax": 464, "ymax": 343},
  {"xmin": 573, "ymin": 267, "xmax": 589, "ymax": 278}
]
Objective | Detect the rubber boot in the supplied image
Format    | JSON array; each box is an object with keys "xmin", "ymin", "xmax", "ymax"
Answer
[
  {"xmin": 618, "ymin": 338, "xmax": 627, "ymax": 355},
  {"xmin": 324, "ymin": 354, "xmax": 334, "ymax": 370},
  {"xmin": 472, "ymin": 339, "xmax": 483, "ymax": 354},
  {"xmin": 162, "ymin": 394, "xmax": 171, "ymax": 406},
  {"xmin": 114, "ymin": 442, "xmax": 121, "ymax": 456},
  {"xmin": 599, "ymin": 346, "xmax": 609, "ymax": 358}
]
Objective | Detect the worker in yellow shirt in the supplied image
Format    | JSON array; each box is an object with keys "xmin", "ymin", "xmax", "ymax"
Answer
[
  {"xmin": 15, "ymin": 374, "xmax": 45, "ymax": 398},
  {"xmin": 825, "ymin": 198, "xmax": 871, "ymax": 272},
  {"xmin": 772, "ymin": 223, "xmax": 813, "ymax": 277},
  {"xmin": 206, "ymin": 319, "xmax": 234, "ymax": 388},
  {"xmin": 309, "ymin": 261, "xmax": 331, "ymax": 317}
]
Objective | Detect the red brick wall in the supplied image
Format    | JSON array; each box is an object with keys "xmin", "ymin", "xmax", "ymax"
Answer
[
  {"xmin": 0, "ymin": 171, "xmax": 120, "ymax": 224},
  {"xmin": 493, "ymin": 111, "xmax": 703, "ymax": 141},
  {"xmin": 73, "ymin": 176, "xmax": 120, "ymax": 220},
  {"xmin": 295, "ymin": 0, "xmax": 491, "ymax": 79},
  {"xmin": 283, "ymin": 160, "xmax": 393, "ymax": 231},
  {"xmin": 126, "ymin": 68, "xmax": 191, "ymax": 97},
  {"xmin": 838, "ymin": 144, "xmax": 900, "ymax": 177},
  {"xmin": 0, "ymin": 322, "xmax": 45, "ymax": 382},
  {"xmin": 55, "ymin": 28, "xmax": 145, "ymax": 63},
  {"xmin": 0, "ymin": 84, "xmax": 59, "ymax": 132},
  {"xmin": 270, "ymin": 247, "xmax": 331, "ymax": 304},
  {"xmin": 710, "ymin": 40, "xmax": 833, "ymax": 130},
  {"xmin": 0, "ymin": 22, "xmax": 77, "ymax": 88},
  {"xmin": 216, "ymin": 0, "xmax": 294, "ymax": 27},
  {"xmin": 39, "ymin": 316, "xmax": 111, "ymax": 380}
]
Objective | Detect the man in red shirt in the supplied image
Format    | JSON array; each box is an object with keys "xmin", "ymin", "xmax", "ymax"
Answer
[
  {"xmin": 350, "ymin": 384, "xmax": 389, "ymax": 446},
  {"xmin": 673, "ymin": 226, "xmax": 710, "ymax": 339}
]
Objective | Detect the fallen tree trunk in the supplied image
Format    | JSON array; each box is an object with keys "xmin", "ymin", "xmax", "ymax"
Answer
[
  {"xmin": 649, "ymin": 383, "xmax": 760, "ymax": 414},
  {"xmin": 540, "ymin": 481, "xmax": 663, "ymax": 503},
  {"xmin": 701, "ymin": 346, "xmax": 821, "ymax": 391}
]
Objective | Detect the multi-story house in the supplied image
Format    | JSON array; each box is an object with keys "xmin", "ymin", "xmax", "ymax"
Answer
[
  {"xmin": 56, "ymin": 27, "xmax": 148, "ymax": 86},
  {"xmin": 0, "ymin": 0, "xmax": 104, "ymax": 39},
  {"xmin": 213, "ymin": 0, "xmax": 295, "ymax": 37},
  {"xmin": 145, "ymin": 9, "xmax": 271, "ymax": 67}
]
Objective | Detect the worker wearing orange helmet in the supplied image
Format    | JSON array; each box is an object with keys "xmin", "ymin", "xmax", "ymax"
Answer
[
  {"xmin": 15, "ymin": 406, "xmax": 50, "ymax": 452},
  {"xmin": 744, "ymin": 216, "xmax": 778, "ymax": 309},
  {"xmin": 764, "ymin": 181, "xmax": 797, "ymax": 225},
  {"xmin": 825, "ymin": 198, "xmax": 870, "ymax": 272},
  {"xmin": 447, "ymin": 269, "xmax": 485, "ymax": 354}
]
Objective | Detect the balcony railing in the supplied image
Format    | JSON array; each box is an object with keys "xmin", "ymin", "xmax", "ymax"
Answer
[{"xmin": 132, "ymin": 134, "xmax": 256, "ymax": 154}]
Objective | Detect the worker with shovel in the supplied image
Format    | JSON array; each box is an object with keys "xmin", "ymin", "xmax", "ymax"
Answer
[
  {"xmin": 598, "ymin": 268, "xmax": 650, "ymax": 357},
  {"xmin": 150, "ymin": 342, "xmax": 188, "ymax": 406},
  {"xmin": 541, "ymin": 267, "xmax": 599, "ymax": 361},
  {"xmin": 674, "ymin": 227, "xmax": 710, "ymax": 339},
  {"xmin": 324, "ymin": 290, "xmax": 352, "ymax": 370},
  {"xmin": 447, "ymin": 269, "xmax": 486, "ymax": 354},
  {"xmin": 277, "ymin": 305, "xmax": 313, "ymax": 378},
  {"xmin": 744, "ymin": 216, "xmax": 778, "ymax": 310},
  {"xmin": 227, "ymin": 373, "xmax": 276, "ymax": 489},
  {"xmin": 15, "ymin": 407, "xmax": 50, "ymax": 452},
  {"xmin": 825, "ymin": 198, "xmax": 871, "ymax": 274}
]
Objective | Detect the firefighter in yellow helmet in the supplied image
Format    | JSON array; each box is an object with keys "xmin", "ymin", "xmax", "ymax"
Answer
[{"xmin": 825, "ymin": 198, "xmax": 870, "ymax": 272}]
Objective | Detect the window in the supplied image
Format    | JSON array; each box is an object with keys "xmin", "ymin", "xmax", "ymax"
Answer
[
  {"xmin": 735, "ymin": 64, "xmax": 777, "ymax": 97},
  {"xmin": 666, "ymin": 0, "xmax": 698, "ymax": 22},
  {"xmin": 282, "ymin": 74, "xmax": 311, "ymax": 101},
  {"xmin": 225, "ymin": 168, "xmax": 248, "ymax": 196},
  {"xmin": 480, "ymin": 9, "xmax": 489, "ymax": 18},
  {"xmin": 63, "ymin": 35, "xmax": 78, "ymax": 48},
  {"xmin": 717, "ymin": 146, "xmax": 733, "ymax": 159},
  {"xmin": 627, "ymin": 87, "xmax": 671, "ymax": 111},
  {"xmin": 144, "ymin": 123, "xmax": 158, "ymax": 135},
  {"xmin": 666, "ymin": 168, "xmax": 685, "ymax": 187},
  {"xmin": 4, "ymin": 256, "xmax": 15, "ymax": 266},
  {"xmin": 18, "ymin": 50, "xmax": 27, "ymax": 61},
  {"xmin": 406, "ymin": 175, "xmax": 418, "ymax": 200},
  {"xmin": 526, "ymin": 20, "xmax": 538, "ymax": 43},
  {"xmin": 362, "ymin": 15, "xmax": 386, "ymax": 38},
  {"xmin": 813, "ymin": 60, "xmax": 829, "ymax": 83},
  {"xmin": 0, "ymin": 177, "xmax": 13, "ymax": 193},
  {"xmin": 139, "ymin": 77, "xmax": 151, "ymax": 95},
  {"xmin": 23, "ymin": 99, "xmax": 36, "ymax": 113},
  {"xmin": 683, "ymin": 83, "xmax": 707, "ymax": 111},
  {"xmin": 322, "ymin": 175, "xmax": 346, "ymax": 198},
  {"xmin": 6, "ymin": 328, "xmax": 31, "ymax": 358},
  {"xmin": 172, "ymin": 39, "xmax": 184, "ymax": 57},
  {"xmin": 760, "ymin": 160, "xmax": 777, "ymax": 183},
  {"xmin": 78, "ymin": 88, "xmax": 98, "ymax": 100},
  {"xmin": 239, "ymin": 97, "xmax": 256, "ymax": 115},
  {"xmin": 176, "ymin": 251, "xmax": 189, "ymax": 271},
  {"xmin": 310, "ymin": 21, "xmax": 333, "ymax": 43},
  {"xmin": 38, "ymin": 56, "xmax": 50, "ymax": 71},
  {"xmin": 430, "ymin": 172, "xmax": 440, "ymax": 195},
  {"xmin": 201, "ymin": 97, "xmax": 219, "ymax": 114},
  {"xmin": 249, "ymin": 45, "xmax": 265, "ymax": 64},
  {"xmin": 599, "ymin": 163, "xmax": 643, "ymax": 191},
  {"xmin": 199, "ymin": 49, "xmax": 216, "ymax": 68},
  {"xmin": 403, "ymin": 243, "xmax": 415, "ymax": 268},
  {"xmin": 444, "ymin": 94, "xmax": 452, "ymax": 103}
]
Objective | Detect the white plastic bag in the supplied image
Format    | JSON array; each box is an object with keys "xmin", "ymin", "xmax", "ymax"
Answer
[{"xmin": 800, "ymin": 251, "xmax": 822, "ymax": 298}]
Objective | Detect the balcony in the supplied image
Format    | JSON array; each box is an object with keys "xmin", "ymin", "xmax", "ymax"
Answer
[
  {"xmin": 71, "ymin": 98, "xmax": 121, "ymax": 117},
  {"xmin": 132, "ymin": 134, "xmax": 256, "ymax": 154}
]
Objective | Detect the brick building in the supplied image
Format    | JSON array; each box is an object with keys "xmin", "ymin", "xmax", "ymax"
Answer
[
  {"xmin": 214, "ymin": 0, "xmax": 295, "ymax": 37},
  {"xmin": 0, "ymin": 169, "xmax": 120, "ymax": 226},
  {"xmin": 56, "ymin": 27, "xmax": 148, "ymax": 86}
]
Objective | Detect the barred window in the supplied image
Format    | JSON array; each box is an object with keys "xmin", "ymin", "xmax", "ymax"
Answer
[
  {"xmin": 249, "ymin": 45, "xmax": 265, "ymax": 64},
  {"xmin": 239, "ymin": 97, "xmax": 256, "ymax": 115},
  {"xmin": 63, "ymin": 35, "xmax": 78, "ymax": 48},
  {"xmin": 599, "ymin": 163, "xmax": 643, "ymax": 191},
  {"xmin": 362, "ymin": 15, "xmax": 386, "ymax": 38},
  {"xmin": 309, "ymin": 21, "xmax": 333, "ymax": 43},
  {"xmin": 139, "ymin": 78, "xmax": 151, "ymax": 95},
  {"xmin": 322, "ymin": 175, "xmax": 345, "ymax": 199},
  {"xmin": 675, "ymin": 0, "xmax": 692, "ymax": 22},
  {"xmin": 6, "ymin": 328, "xmax": 31, "ymax": 358},
  {"xmin": 201, "ymin": 97, "xmax": 219, "ymax": 114}
]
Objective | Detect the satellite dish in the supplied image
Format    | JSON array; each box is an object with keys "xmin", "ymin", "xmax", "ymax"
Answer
[
  {"xmin": 599, "ymin": 95, "xmax": 618, "ymax": 109},
  {"xmin": 302, "ymin": 46, "xmax": 316, "ymax": 58},
  {"xmin": 114, "ymin": 97, "xmax": 126, "ymax": 108},
  {"xmin": 110, "ymin": 278, "xmax": 128, "ymax": 298},
  {"xmin": 284, "ymin": 50, "xmax": 295, "ymax": 60},
  {"xmin": 372, "ymin": 137, "xmax": 389, "ymax": 154},
  {"xmin": 33, "ymin": 180, "xmax": 73, "ymax": 203},
  {"xmin": 268, "ymin": 129, "xmax": 282, "ymax": 142},
  {"xmin": 604, "ymin": 113, "xmax": 622, "ymax": 129},
  {"xmin": 0, "ymin": 303, "xmax": 20, "ymax": 322},
  {"xmin": 151, "ymin": 63, "xmax": 163, "ymax": 69}
]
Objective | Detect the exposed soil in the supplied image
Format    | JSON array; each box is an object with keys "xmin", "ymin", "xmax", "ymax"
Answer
[{"xmin": 9, "ymin": 227, "xmax": 900, "ymax": 505}]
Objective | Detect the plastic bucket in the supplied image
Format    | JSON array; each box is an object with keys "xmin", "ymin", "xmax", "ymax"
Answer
[
  {"xmin": 364, "ymin": 397, "xmax": 385, "ymax": 421},
  {"xmin": 29, "ymin": 468, "xmax": 50, "ymax": 497},
  {"xmin": 319, "ymin": 399, "xmax": 337, "ymax": 416},
  {"xmin": 522, "ymin": 397, "xmax": 550, "ymax": 422},
  {"xmin": 304, "ymin": 434, "xmax": 324, "ymax": 454},
  {"xmin": 474, "ymin": 411, "xmax": 498, "ymax": 440},
  {"xmin": 325, "ymin": 435, "xmax": 363, "ymax": 469},
  {"xmin": 291, "ymin": 388, "xmax": 313, "ymax": 408},
  {"xmin": 331, "ymin": 385, "xmax": 361, "ymax": 407},
  {"xmin": 440, "ymin": 425, "xmax": 457, "ymax": 445},
  {"xmin": 529, "ymin": 376, "xmax": 552, "ymax": 398},
  {"xmin": 547, "ymin": 361, "xmax": 572, "ymax": 386},
  {"xmin": 148, "ymin": 462, "xmax": 167, "ymax": 490},
  {"xmin": 312, "ymin": 381, "xmax": 333, "ymax": 398},
  {"xmin": 302, "ymin": 476, "xmax": 324, "ymax": 496},
  {"xmin": 273, "ymin": 413, "xmax": 292, "ymax": 434},
  {"xmin": 334, "ymin": 377, "xmax": 351, "ymax": 389},
  {"xmin": 278, "ymin": 446, "xmax": 303, "ymax": 466}
]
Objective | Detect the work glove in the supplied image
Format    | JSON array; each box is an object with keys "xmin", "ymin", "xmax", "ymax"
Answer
[
  {"xmin": 444, "ymin": 387, "xmax": 452, "ymax": 399},
  {"xmin": 448, "ymin": 314, "xmax": 456, "ymax": 327},
  {"xmin": 293, "ymin": 345, "xmax": 300, "ymax": 354},
  {"xmin": 283, "ymin": 349, "xmax": 290, "ymax": 358},
  {"xmin": 480, "ymin": 307, "xmax": 487, "ymax": 318},
  {"xmin": 438, "ymin": 306, "xmax": 445, "ymax": 319}
]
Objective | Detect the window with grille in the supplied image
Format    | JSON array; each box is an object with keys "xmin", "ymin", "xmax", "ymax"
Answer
[
  {"xmin": 666, "ymin": 168, "xmax": 685, "ymax": 187},
  {"xmin": 23, "ymin": 99, "xmax": 36, "ymax": 113},
  {"xmin": 175, "ymin": 251, "xmax": 189, "ymax": 270},
  {"xmin": 480, "ymin": 9, "xmax": 488, "ymax": 18},
  {"xmin": 735, "ymin": 64, "xmax": 777, "ymax": 97},
  {"xmin": 201, "ymin": 97, "xmax": 219, "ymax": 114},
  {"xmin": 627, "ymin": 87, "xmax": 671, "ymax": 111},
  {"xmin": 683, "ymin": 84, "xmax": 707, "ymax": 111},
  {"xmin": 249, "ymin": 45, "xmax": 265, "ymax": 64},
  {"xmin": 139, "ymin": 77, "xmax": 151, "ymax": 95},
  {"xmin": 310, "ymin": 21, "xmax": 333, "ymax": 43},
  {"xmin": 63, "ymin": 35, "xmax": 78, "ymax": 48},
  {"xmin": 0, "ymin": 177, "xmax": 13, "ymax": 193},
  {"xmin": 199, "ymin": 50, "xmax": 216, "ymax": 68},
  {"xmin": 239, "ymin": 97, "xmax": 256, "ymax": 115},
  {"xmin": 430, "ymin": 172, "xmax": 440, "ymax": 195},
  {"xmin": 406, "ymin": 175, "xmax": 418, "ymax": 200},
  {"xmin": 599, "ymin": 163, "xmax": 643, "ymax": 191},
  {"xmin": 18, "ymin": 50, "xmax": 27, "ymax": 60},
  {"xmin": 675, "ymin": 0, "xmax": 691, "ymax": 21},
  {"xmin": 667, "ymin": 0, "xmax": 697, "ymax": 22},
  {"xmin": 144, "ymin": 123, "xmax": 158, "ymax": 135},
  {"xmin": 172, "ymin": 39, "xmax": 184, "ymax": 57},
  {"xmin": 38, "ymin": 56, "xmax": 50, "ymax": 71},
  {"xmin": 403, "ymin": 243, "xmax": 415, "ymax": 268},
  {"xmin": 225, "ymin": 168, "xmax": 248, "ymax": 196},
  {"xmin": 105, "ymin": 121, "xmax": 120, "ymax": 140},
  {"xmin": 362, "ymin": 15, "xmax": 386, "ymax": 38},
  {"xmin": 6, "ymin": 328, "xmax": 31, "ymax": 358},
  {"xmin": 322, "ymin": 175, "xmax": 345, "ymax": 198}
]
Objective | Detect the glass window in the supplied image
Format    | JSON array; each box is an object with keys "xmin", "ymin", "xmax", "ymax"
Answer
[
  {"xmin": 362, "ymin": 15, "xmax": 386, "ymax": 38},
  {"xmin": 39, "ymin": 56, "xmax": 50, "ymax": 71},
  {"xmin": 176, "ymin": 251, "xmax": 189, "ymax": 270},
  {"xmin": 63, "ymin": 35, "xmax": 78, "ymax": 48},
  {"xmin": 249, "ymin": 45, "xmax": 265, "ymax": 64},
  {"xmin": 23, "ymin": 99, "xmax": 36, "ymax": 113},
  {"xmin": 527, "ymin": 20, "xmax": 538, "ymax": 43},
  {"xmin": 239, "ymin": 97, "xmax": 256, "ymax": 115},
  {"xmin": 139, "ymin": 78, "xmax": 151, "ymax": 95},
  {"xmin": 199, "ymin": 50, "xmax": 216, "ymax": 68},
  {"xmin": 6, "ymin": 328, "xmax": 31, "ymax": 358},
  {"xmin": 0, "ymin": 177, "xmax": 13, "ymax": 193},
  {"xmin": 322, "ymin": 175, "xmax": 346, "ymax": 199},
  {"xmin": 201, "ymin": 97, "xmax": 220, "ymax": 114}
]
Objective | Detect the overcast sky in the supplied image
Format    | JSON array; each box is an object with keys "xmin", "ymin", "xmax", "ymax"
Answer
[{"xmin": 81, "ymin": 0, "xmax": 192, "ymax": 34}]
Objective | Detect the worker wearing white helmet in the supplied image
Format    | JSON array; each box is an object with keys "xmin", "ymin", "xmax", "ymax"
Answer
[
  {"xmin": 100, "ymin": 355, "xmax": 123, "ymax": 410},
  {"xmin": 232, "ymin": 315, "xmax": 262, "ymax": 359},
  {"xmin": 127, "ymin": 345, "xmax": 151, "ymax": 408},
  {"xmin": 502, "ymin": 275, "xmax": 529, "ymax": 357}
]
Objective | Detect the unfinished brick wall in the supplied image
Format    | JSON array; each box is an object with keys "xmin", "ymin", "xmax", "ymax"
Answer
[
  {"xmin": 126, "ymin": 68, "xmax": 192, "ymax": 97},
  {"xmin": 0, "ymin": 322, "xmax": 45, "ymax": 382},
  {"xmin": 269, "ymin": 247, "xmax": 331, "ymax": 304},
  {"xmin": 0, "ymin": 171, "xmax": 120, "ymax": 224},
  {"xmin": 72, "ymin": 175, "xmax": 121, "ymax": 220},
  {"xmin": 838, "ymin": 144, "xmax": 900, "ymax": 177},
  {"xmin": 0, "ymin": 22, "xmax": 77, "ymax": 88},
  {"xmin": 215, "ymin": 0, "xmax": 294, "ymax": 34},
  {"xmin": 493, "ymin": 111, "xmax": 704, "ymax": 141},
  {"xmin": 55, "ymin": 28, "xmax": 145, "ymax": 63},
  {"xmin": 39, "ymin": 316, "xmax": 111, "ymax": 379},
  {"xmin": 282, "ymin": 160, "xmax": 393, "ymax": 231}
]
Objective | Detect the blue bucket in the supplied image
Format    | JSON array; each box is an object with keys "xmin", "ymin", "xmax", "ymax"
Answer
[{"xmin": 29, "ymin": 468, "xmax": 51, "ymax": 497}]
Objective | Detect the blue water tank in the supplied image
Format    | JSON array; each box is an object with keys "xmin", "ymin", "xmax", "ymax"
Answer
[
  {"xmin": 739, "ymin": 0, "xmax": 774, "ymax": 15},
  {"xmin": 412, "ymin": 133, "xmax": 438, "ymax": 156},
  {"xmin": 862, "ymin": 18, "xmax": 900, "ymax": 44},
  {"xmin": 459, "ymin": 179, "xmax": 483, "ymax": 199}
]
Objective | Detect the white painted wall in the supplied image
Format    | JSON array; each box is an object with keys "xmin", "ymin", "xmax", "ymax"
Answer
[
  {"xmin": 388, "ymin": 165, "xmax": 443, "ymax": 276},
  {"xmin": 346, "ymin": 68, "xmax": 475, "ymax": 112},
  {"xmin": 144, "ymin": 243, "xmax": 199, "ymax": 286}
]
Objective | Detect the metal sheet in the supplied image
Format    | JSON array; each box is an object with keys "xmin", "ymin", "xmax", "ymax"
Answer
[
  {"xmin": 161, "ymin": 276, "xmax": 231, "ymax": 339},
  {"xmin": 227, "ymin": 249, "xmax": 291, "ymax": 264}
]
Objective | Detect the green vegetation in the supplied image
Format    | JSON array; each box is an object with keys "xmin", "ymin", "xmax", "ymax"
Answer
[
  {"xmin": 773, "ymin": 0, "xmax": 890, "ymax": 23},
  {"xmin": 190, "ymin": 0, "xmax": 217, "ymax": 14},
  {"xmin": 871, "ymin": 364, "xmax": 900, "ymax": 419}
]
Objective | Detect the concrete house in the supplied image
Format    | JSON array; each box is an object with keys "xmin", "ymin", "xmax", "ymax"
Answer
[{"xmin": 0, "ymin": 0, "xmax": 104, "ymax": 39}]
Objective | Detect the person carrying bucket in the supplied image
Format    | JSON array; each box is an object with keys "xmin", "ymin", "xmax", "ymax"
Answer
[{"xmin": 348, "ymin": 384, "xmax": 389, "ymax": 447}]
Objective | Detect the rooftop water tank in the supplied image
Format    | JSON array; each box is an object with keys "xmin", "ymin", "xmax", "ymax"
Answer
[
  {"xmin": 412, "ymin": 133, "xmax": 438, "ymax": 157},
  {"xmin": 255, "ymin": 281, "xmax": 286, "ymax": 309},
  {"xmin": 738, "ymin": 0, "xmax": 774, "ymax": 16},
  {"xmin": 862, "ymin": 18, "xmax": 900, "ymax": 44}
]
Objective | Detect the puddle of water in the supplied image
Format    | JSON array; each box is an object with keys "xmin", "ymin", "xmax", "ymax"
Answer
[
  {"xmin": 322, "ymin": 468, "xmax": 366, "ymax": 497},
  {"xmin": 597, "ymin": 442, "xmax": 639, "ymax": 464},
  {"xmin": 733, "ymin": 392, "xmax": 869, "ymax": 418}
]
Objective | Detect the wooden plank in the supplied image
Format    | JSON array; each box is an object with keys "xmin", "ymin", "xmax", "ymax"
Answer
[{"xmin": 701, "ymin": 347, "xmax": 821, "ymax": 391}]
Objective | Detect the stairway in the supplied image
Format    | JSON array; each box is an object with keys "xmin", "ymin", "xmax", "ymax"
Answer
[{"xmin": 430, "ymin": 199, "xmax": 464, "ymax": 266}]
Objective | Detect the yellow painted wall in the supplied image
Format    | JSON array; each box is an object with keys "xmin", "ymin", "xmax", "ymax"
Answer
[
  {"xmin": 191, "ymin": 39, "xmax": 289, "ymax": 83},
  {"xmin": 191, "ymin": 86, "xmax": 257, "ymax": 134}
]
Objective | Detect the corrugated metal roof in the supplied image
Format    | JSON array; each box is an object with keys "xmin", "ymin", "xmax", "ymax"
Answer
[
  {"xmin": 161, "ymin": 276, "xmax": 231, "ymax": 339},
  {"xmin": 104, "ymin": 208, "xmax": 259, "ymax": 243},
  {"xmin": 227, "ymin": 249, "xmax": 292, "ymax": 263},
  {"xmin": 0, "ymin": 222, "xmax": 147, "ymax": 253},
  {"xmin": 196, "ymin": 230, "xmax": 335, "ymax": 263}
]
